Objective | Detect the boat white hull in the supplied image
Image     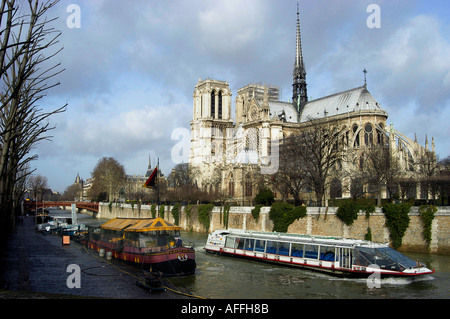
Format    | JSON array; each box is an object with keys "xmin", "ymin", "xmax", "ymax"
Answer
[{"xmin": 204, "ymin": 244, "xmax": 434, "ymax": 279}]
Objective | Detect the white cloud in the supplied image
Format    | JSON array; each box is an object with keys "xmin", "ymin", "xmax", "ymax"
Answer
[
  {"xmin": 378, "ymin": 14, "xmax": 450, "ymax": 107},
  {"xmin": 197, "ymin": 0, "xmax": 267, "ymax": 53},
  {"xmin": 60, "ymin": 102, "xmax": 186, "ymax": 158}
]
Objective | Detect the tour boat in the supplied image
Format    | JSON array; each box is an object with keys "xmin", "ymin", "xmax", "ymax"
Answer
[
  {"xmin": 87, "ymin": 217, "xmax": 196, "ymax": 276},
  {"xmin": 204, "ymin": 229, "xmax": 435, "ymax": 278}
]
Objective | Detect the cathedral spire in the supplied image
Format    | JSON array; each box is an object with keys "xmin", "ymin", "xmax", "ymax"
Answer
[
  {"xmin": 295, "ymin": 2, "xmax": 304, "ymax": 70},
  {"xmin": 293, "ymin": 1, "xmax": 308, "ymax": 116},
  {"xmin": 363, "ymin": 69, "xmax": 367, "ymax": 88}
]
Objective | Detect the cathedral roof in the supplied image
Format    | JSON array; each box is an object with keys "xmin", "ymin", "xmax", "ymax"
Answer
[
  {"xmin": 269, "ymin": 101, "xmax": 298, "ymax": 123},
  {"xmin": 299, "ymin": 86, "xmax": 387, "ymax": 122}
]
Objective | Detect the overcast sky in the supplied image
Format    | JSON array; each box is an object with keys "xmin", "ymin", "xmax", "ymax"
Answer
[{"xmin": 34, "ymin": 0, "xmax": 450, "ymax": 192}]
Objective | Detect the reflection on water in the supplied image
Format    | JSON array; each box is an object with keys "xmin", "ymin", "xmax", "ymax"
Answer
[{"xmin": 70, "ymin": 211, "xmax": 449, "ymax": 299}]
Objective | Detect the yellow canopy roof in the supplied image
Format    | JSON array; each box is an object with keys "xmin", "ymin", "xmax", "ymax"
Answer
[{"xmin": 100, "ymin": 217, "xmax": 181, "ymax": 232}]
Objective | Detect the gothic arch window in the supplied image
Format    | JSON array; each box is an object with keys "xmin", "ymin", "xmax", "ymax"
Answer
[
  {"xmin": 376, "ymin": 128, "xmax": 385, "ymax": 145},
  {"xmin": 218, "ymin": 91, "xmax": 223, "ymax": 119},
  {"xmin": 406, "ymin": 149, "xmax": 414, "ymax": 172},
  {"xmin": 364, "ymin": 124, "xmax": 373, "ymax": 146},
  {"xmin": 342, "ymin": 129, "xmax": 349, "ymax": 146},
  {"xmin": 211, "ymin": 90, "xmax": 215, "ymax": 118},
  {"xmin": 228, "ymin": 173, "xmax": 235, "ymax": 197},
  {"xmin": 353, "ymin": 125, "xmax": 360, "ymax": 148},
  {"xmin": 245, "ymin": 173, "xmax": 252, "ymax": 197},
  {"xmin": 330, "ymin": 178, "xmax": 342, "ymax": 199}
]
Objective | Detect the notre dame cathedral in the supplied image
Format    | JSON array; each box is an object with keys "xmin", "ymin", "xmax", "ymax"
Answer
[{"xmin": 188, "ymin": 5, "xmax": 435, "ymax": 205}]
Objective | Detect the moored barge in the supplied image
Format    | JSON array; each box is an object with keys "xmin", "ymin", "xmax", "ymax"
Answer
[
  {"xmin": 205, "ymin": 229, "xmax": 434, "ymax": 278},
  {"xmin": 87, "ymin": 217, "xmax": 196, "ymax": 276}
]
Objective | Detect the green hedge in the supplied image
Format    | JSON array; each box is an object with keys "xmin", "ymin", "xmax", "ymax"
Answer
[
  {"xmin": 419, "ymin": 205, "xmax": 436, "ymax": 248},
  {"xmin": 269, "ymin": 202, "xmax": 306, "ymax": 233},
  {"xmin": 198, "ymin": 204, "xmax": 214, "ymax": 231},
  {"xmin": 336, "ymin": 202, "xmax": 359, "ymax": 226},
  {"xmin": 251, "ymin": 204, "xmax": 263, "ymax": 221},
  {"xmin": 382, "ymin": 203, "xmax": 411, "ymax": 249},
  {"xmin": 171, "ymin": 203, "xmax": 181, "ymax": 225}
]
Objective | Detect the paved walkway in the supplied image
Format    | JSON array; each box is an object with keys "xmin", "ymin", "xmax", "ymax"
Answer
[{"xmin": 0, "ymin": 217, "xmax": 183, "ymax": 299}]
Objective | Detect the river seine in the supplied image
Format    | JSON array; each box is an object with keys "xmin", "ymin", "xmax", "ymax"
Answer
[
  {"xmin": 77, "ymin": 212, "xmax": 448, "ymax": 299},
  {"xmin": 172, "ymin": 231, "xmax": 449, "ymax": 299}
]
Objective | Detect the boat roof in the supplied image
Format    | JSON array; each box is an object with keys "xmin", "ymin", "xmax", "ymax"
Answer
[
  {"xmin": 100, "ymin": 217, "xmax": 181, "ymax": 232},
  {"xmin": 215, "ymin": 229, "xmax": 386, "ymax": 248}
]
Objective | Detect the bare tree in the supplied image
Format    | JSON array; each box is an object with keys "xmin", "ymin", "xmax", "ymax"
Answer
[
  {"xmin": 89, "ymin": 157, "xmax": 126, "ymax": 202},
  {"xmin": 294, "ymin": 120, "xmax": 345, "ymax": 206},
  {"xmin": 168, "ymin": 163, "xmax": 206, "ymax": 203},
  {"xmin": 266, "ymin": 136, "xmax": 309, "ymax": 205},
  {"xmin": 0, "ymin": 0, "xmax": 65, "ymax": 238},
  {"xmin": 28, "ymin": 174, "xmax": 48, "ymax": 200},
  {"xmin": 362, "ymin": 143, "xmax": 401, "ymax": 205},
  {"xmin": 436, "ymin": 156, "xmax": 450, "ymax": 205},
  {"xmin": 266, "ymin": 120, "xmax": 344, "ymax": 206},
  {"xmin": 416, "ymin": 150, "xmax": 439, "ymax": 203},
  {"xmin": 395, "ymin": 176, "xmax": 417, "ymax": 200},
  {"xmin": 62, "ymin": 183, "xmax": 82, "ymax": 201}
]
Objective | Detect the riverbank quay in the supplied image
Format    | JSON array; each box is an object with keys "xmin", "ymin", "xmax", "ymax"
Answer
[
  {"xmin": 0, "ymin": 216, "xmax": 192, "ymax": 299},
  {"xmin": 98, "ymin": 203, "xmax": 450, "ymax": 254}
]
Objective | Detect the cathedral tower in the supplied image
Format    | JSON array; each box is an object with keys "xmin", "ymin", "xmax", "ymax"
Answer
[
  {"xmin": 292, "ymin": 3, "xmax": 308, "ymax": 117},
  {"xmin": 192, "ymin": 78, "xmax": 232, "ymax": 121},
  {"xmin": 189, "ymin": 78, "xmax": 234, "ymax": 169}
]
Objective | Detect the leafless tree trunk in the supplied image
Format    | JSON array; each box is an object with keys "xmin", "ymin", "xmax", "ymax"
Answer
[{"xmin": 0, "ymin": 0, "xmax": 65, "ymax": 240}]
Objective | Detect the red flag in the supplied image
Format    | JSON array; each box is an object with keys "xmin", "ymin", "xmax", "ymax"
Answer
[{"xmin": 143, "ymin": 166, "xmax": 157, "ymax": 189}]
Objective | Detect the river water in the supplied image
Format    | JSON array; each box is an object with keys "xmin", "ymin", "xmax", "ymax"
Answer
[
  {"xmin": 171, "ymin": 231, "xmax": 449, "ymax": 299},
  {"xmin": 77, "ymin": 212, "xmax": 448, "ymax": 299}
]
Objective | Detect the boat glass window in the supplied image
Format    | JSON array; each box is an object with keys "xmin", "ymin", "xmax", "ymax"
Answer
[
  {"xmin": 101, "ymin": 229, "xmax": 123, "ymax": 243},
  {"xmin": 143, "ymin": 233, "xmax": 159, "ymax": 247},
  {"xmin": 304, "ymin": 244, "xmax": 319, "ymax": 259},
  {"xmin": 353, "ymin": 247, "xmax": 375, "ymax": 267},
  {"xmin": 354, "ymin": 247, "xmax": 416, "ymax": 270},
  {"xmin": 376, "ymin": 247, "xmax": 416, "ymax": 268},
  {"xmin": 88, "ymin": 226, "xmax": 101, "ymax": 241},
  {"xmin": 236, "ymin": 238, "xmax": 245, "ymax": 250},
  {"xmin": 123, "ymin": 230, "xmax": 180, "ymax": 248},
  {"xmin": 266, "ymin": 241, "xmax": 277, "ymax": 254},
  {"xmin": 244, "ymin": 238, "xmax": 255, "ymax": 251},
  {"xmin": 254, "ymin": 239, "xmax": 266, "ymax": 252},
  {"xmin": 225, "ymin": 236, "xmax": 236, "ymax": 248},
  {"xmin": 319, "ymin": 246, "xmax": 335, "ymax": 261},
  {"xmin": 291, "ymin": 243, "xmax": 303, "ymax": 257},
  {"xmin": 278, "ymin": 242, "xmax": 290, "ymax": 256}
]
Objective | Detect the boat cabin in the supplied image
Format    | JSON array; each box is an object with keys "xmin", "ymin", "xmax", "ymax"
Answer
[
  {"xmin": 99, "ymin": 217, "xmax": 182, "ymax": 249},
  {"xmin": 206, "ymin": 229, "xmax": 432, "ymax": 276}
]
